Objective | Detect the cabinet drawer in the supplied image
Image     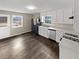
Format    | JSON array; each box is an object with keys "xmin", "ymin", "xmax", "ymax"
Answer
[{"xmin": 39, "ymin": 26, "xmax": 49, "ymax": 38}]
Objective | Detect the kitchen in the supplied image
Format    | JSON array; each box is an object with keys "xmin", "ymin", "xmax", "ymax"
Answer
[
  {"xmin": 0, "ymin": 0, "xmax": 79, "ymax": 59},
  {"xmin": 32, "ymin": 2, "xmax": 79, "ymax": 59}
]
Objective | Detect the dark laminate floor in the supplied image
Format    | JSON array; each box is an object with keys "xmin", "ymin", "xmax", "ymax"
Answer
[{"xmin": 0, "ymin": 33, "xmax": 59, "ymax": 59}]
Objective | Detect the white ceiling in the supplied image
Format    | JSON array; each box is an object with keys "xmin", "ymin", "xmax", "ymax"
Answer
[{"xmin": 0, "ymin": 0, "xmax": 73, "ymax": 13}]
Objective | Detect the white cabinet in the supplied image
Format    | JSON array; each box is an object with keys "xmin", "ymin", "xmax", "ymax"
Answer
[
  {"xmin": 56, "ymin": 10, "xmax": 64, "ymax": 23},
  {"xmin": 63, "ymin": 8, "xmax": 73, "ymax": 24},
  {"xmin": 51, "ymin": 11, "xmax": 57, "ymax": 23},
  {"xmin": 56, "ymin": 30, "xmax": 64, "ymax": 43},
  {"xmin": 43, "ymin": 27, "xmax": 49, "ymax": 38},
  {"xmin": 39, "ymin": 26, "xmax": 49, "ymax": 38},
  {"xmin": 39, "ymin": 26, "xmax": 64, "ymax": 42},
  {"xmin": 74, "ymin": 0, "xmax": 79, "ymax": 34},
  {"xmin": 40, "ymin": 8, "xmax": 73, "ymax": 24},
  {"xmin": 56, "ymin": 9, "xmax": 73, "ymax": 24},
  {"xmin": 39, "ymin": 26, "xmax": 43, "ymax": 36}
]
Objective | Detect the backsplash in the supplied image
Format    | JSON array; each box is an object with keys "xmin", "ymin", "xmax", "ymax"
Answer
[{"xmin": 52, "ymin": 23, "xmax": 73, "ymax": 29}]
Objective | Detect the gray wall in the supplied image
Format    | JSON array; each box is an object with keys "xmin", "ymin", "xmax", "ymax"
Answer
[{"xmin": 0, "ymin": 10, "xmax": 32, "ymax": 36}]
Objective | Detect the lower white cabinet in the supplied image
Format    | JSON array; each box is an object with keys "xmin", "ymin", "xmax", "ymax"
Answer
[
  {"xmin": 39, "ymin": 26, "xmax": 64, "ymax": 41},
  {"xmin": 39, "ymin": 26, "xmax": 49, "ymax": 38},
  {"xmin": 63, "ymin": 8, "xmax": 73, "ymax": 24},
  {"xmin": 56, "ymin": 30, "xmax": 64, "ymax": 43}
]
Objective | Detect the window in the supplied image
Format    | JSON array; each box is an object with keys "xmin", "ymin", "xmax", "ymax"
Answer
[
  {"xmin": 45, "ymin": 16, "xmax": 52, "ymax": 24},
  {"xmin": 12, "ymin": 15, "xmax": 23, "ymax": 28},
  {"xmin": 0, "ymin": 15, "xmax": 10, "ymax": 27},
  {"xmin": 0, "ymin": 17, "xmax": 7, "ymax": 23},
  {"xmin": 42, "ymin": 16, "xmax": 52, "ymax": 24}
]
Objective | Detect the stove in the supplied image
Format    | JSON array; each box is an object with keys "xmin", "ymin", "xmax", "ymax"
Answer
[{"xmin": 59, "ymin": 33, "xmax": 79, "ymax": 59}]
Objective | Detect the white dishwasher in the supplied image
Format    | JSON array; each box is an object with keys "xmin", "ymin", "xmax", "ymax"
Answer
[
  {"xmin": 48, "ymin": 29, "xmax": 56, "ymax": 41},
  {"xmin": 59, "ymin": 33, "xmax": 79, "ymax": 59}
]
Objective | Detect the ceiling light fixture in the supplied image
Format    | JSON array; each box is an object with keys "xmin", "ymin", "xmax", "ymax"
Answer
[{"xmin": 26, "ymin": 6, "xmax": 37, "ymax": 10}]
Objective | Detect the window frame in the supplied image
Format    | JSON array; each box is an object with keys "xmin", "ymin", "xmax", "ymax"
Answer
[
  {"xmin": 0, "ymin": 14, "xmax": 10, "ymax": 27},
  {"xmin": 42, "ymin": 15, "xmax": 52, "ymax": 25},
  {"xmin": 11, "ymin": 15, "xmax": 23, "ymax": 28}
]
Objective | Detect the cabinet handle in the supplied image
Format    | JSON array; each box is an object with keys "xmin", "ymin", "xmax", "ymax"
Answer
[{"xmin": 60, "ymin": 38, "xmax": 62, "ymax": 41}]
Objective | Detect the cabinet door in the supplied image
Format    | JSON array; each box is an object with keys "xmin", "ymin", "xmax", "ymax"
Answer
[
  {"xmin": 63, "ymin": 8, "xmax": 73, "ymax": 24},
  {"xmin": 51, "ymin": 11, "xmax": 57, "ymax": 23},
  {"xmin": 74, "ymin": 0, "xmax": 79, "ymax": 34},
  {"xmin": 39, "ymin": 26, "xmax": 49, "ymax": 38},
  {"xmin": 39, "ymin": 26, "xmax": 46, "ymax": 37},
  {"xmin": 39, "ymin": 26, "xmax": 43, "ymax": 36},
  {"xmin": 43, "ymin": 27, "xmax": 49, "ymax": 38},
  {"xmin": 56, "ymin": 30, "xmax": 64, "ymax": 43},
  {"xmin": 56, "ymin": 10, "xmax": 64, "ymax": 23}
]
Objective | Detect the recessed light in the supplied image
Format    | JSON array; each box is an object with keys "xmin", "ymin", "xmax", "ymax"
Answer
[{"xmin": 26, "ymin": 6, "xmax": 37, "ymax": 10}]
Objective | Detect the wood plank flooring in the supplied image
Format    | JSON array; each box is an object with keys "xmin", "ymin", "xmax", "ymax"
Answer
[{"xmin": 0, "ymin": 33, "xmax": 59, "ymax": 59}]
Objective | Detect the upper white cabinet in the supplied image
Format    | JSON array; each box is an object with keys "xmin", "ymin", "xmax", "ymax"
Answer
[
  {"xmin": 63, "ymin": 8, "xmax": 73, "ymax": 24},
  {"xmin": 56, "ymin": 9, "xmax": 73, "ymax": 24},
  {"xmin": 51, "ymin": 11, "xmax": 57, "ymax": 23},
  {"xmin": 74, "ymin": 0, "xmax": 79, "ymax": 34},
  {"xmin": 56, "ymin": 10, "xmax": 64, "ymax": 23},
  {"xmin": 40, "ymin": 8, "xmax": 73, "ymax": 24}
]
